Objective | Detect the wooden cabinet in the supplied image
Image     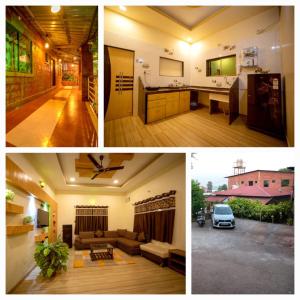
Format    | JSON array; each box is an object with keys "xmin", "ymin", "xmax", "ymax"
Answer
[
  {"xmin": 147, "ymin": 91, "xmax": 189, "ymax": 123},
  {"xmin": 165, "ymin": 92, "xmax": 179, "ymax": 117},
  {"xmin": 179, "ymin": 91, "xmax": 190, "ymax": 113},
  {"xmin": 168, "ymin": 249, "xmax": 186, "ymax": 275}
]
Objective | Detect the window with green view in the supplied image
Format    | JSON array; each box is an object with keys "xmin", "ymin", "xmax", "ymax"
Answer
[
  {"xmin": 206, "ymin": 55, "xmax": 236, "ymax": 76},
  {"xmin": 6, "ymin": 22, "xmax": 32, "ymax": 74}
]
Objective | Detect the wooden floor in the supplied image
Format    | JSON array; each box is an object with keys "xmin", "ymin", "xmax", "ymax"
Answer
[
  {"xmin": 104, "ymin": 108, "xmax": 287, "ymax": 147},
  {"xmin": 6, "ymin": 87, "xmax": 98, "ymax": 147},
  {"xmin": 11, "ymin": 249, "xmax": 185, "ymax": 294}
]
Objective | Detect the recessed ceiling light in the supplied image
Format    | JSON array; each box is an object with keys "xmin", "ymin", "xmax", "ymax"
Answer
[
  {"xmin": 119, "ymin": 6, "xmax": 127, "ymax": 12},
  {"xmin": 70, "ymin": 177, "xmax": 76, "ymax": 182},
  {"xmin": 51, "ymin": 6, "xmax": 61, "ymax": 14},
  {"xmin": 113, "ymin": 179, "xmax": 119, "ymax": 184}
]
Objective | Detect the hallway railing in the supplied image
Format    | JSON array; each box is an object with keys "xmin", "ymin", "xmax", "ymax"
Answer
[{"xmin": 88, "ymin": 76, "xmax": 98, "ymax": 115}]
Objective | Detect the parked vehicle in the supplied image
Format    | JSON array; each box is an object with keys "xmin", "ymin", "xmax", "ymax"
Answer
[
  {"xmin": 212, "ymin": 204, "xmax": 235, "ymax": 228},
  {"xmin": 196, "ymin": 210, "xmax": 205, "ymax": 227}
]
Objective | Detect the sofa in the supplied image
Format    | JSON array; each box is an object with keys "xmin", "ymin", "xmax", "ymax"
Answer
[
  {"xmin": 74, "ymin": 229, "xmax": 146, "ymax": 255},
  {"xmin": 140, "ymin": 240, "xmax": 176, "ymax": 266}
]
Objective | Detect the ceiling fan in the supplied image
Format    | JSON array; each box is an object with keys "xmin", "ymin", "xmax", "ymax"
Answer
[{"xmin": 87, "ymin": 154, "xmax": 124, "ymax": 180}]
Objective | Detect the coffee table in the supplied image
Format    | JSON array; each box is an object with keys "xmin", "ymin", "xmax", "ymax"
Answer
[{"xmin": 90, "ymin": 243, "xmax": 114, "ymax": 261}]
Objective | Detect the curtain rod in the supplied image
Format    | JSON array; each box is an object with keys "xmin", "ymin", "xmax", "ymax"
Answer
[
  {"xmin": 74, "ymin": 205, "xmax": 109, "ymax": 208},
  {"xmin": 133, "ymin": 190, "xmax": 176, "ymax": 206}
]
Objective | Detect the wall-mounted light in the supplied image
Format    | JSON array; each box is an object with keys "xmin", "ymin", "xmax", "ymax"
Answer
[
  {"xmin": 113, "ymin": 179, "xmax": 119, "ymax": 184},
  {"xmin": 195, "ymin": 66, "xmax": 202, "ymax": 73},
  {"xmin": 119, "ymin": 6, "xmax": 127, "ymax": 12},
  {"xmin": 39, "ymin": 180, "xmax": 45, "ymax": 188},
  {"xmin": 164, "ymin": 48, "xmax": 174, "ymax": 55},
  {"xmin": 70, "ymin": 177, "xmax": 76, "ymax": 182},
  {"xmin": 58, "ymin": 58, "xmax": 62, "ymax": 63},
  {"xmin": 45, "ymin": 42, "xmax": 49, "ymax": 49},
  {"xmin": 51, "ymin": 6, "xmax": 61, "ymax": 14}
]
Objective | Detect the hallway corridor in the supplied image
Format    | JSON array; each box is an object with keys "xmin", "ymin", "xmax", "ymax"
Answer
[
  {"xmin": 6, "ymin": 6, "xmax": 98, "ymax": 147},
  {"xmin": 6, "ymin": 87, "xmax": 97, "ymax": 147}
]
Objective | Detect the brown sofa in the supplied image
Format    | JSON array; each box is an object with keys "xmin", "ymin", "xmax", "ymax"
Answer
[{"xmin": 74, "ymin": 229, "xmax": 145, "ymax": 255}]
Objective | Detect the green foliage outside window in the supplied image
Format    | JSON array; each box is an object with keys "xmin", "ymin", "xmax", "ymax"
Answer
[
  {"xmin": 207, "ymin": 55, "xmax": 236, "ymax": 76},
  {"xmin": 6, "ymin": 22, "xmax": 32, "ymax": 74}
]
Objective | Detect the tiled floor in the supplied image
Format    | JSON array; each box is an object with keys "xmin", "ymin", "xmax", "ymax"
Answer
[{"xmin": 6, "ymin": 86, "xmax": 98, "ymax": 147}]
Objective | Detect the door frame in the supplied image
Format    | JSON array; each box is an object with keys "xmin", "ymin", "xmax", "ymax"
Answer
[{"xmin": 104, "ymin": 45, "xmax": 135, "ymax": 119}]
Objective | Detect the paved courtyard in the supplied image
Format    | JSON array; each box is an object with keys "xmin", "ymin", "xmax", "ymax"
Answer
[{"xmin": 192, "ymin": 218, "xmax": 294, "ymax": 294}]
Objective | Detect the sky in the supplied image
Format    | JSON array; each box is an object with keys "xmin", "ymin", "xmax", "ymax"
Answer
[{"xmin": 191, "ymin": 148, "xmax": 295, "ymax": 189}]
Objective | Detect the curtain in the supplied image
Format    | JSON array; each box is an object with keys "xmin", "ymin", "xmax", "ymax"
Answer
[
  {"xmin": 133, "ymin": 190, "xmax": 176, "ymax": 243},
  {"xmin": 75, "ymin": 215, "xmax": 108, "ymax": 234},
  {"xmin": 74, "ymin": 206, "xmax": 108, "ymax": 234}
]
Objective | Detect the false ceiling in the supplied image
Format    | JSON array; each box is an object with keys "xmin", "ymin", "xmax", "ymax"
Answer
[
  {"xmin": 106, "ymin": 6, "xmax": 273, "ymax": 43},
  {"xmin": 15, "ymin": 6, "xmax": 97, "ymax": 60},
  {"xmin": 152, "ymin": 6, "xmax": 223, "ymax": 29},
  {"xmin": 24, "ymin": 153, "xmax": 184, "ymax": 194}
]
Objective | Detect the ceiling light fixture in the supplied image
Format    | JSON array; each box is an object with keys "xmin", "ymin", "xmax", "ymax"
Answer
[
  {"xmin": 187, "ymin": 37, "xmax": 192, "ymax": 43},
  {"xmin": 70, "ymin": 177, "xmax": 76, "ymax": 182},
  {"xmin": 51, "ymin": 6, "xmax": 61, "ymax": 14},
  {"xmin": 113, "ymin": 179, "xmax": 119, "ymax": 184},
  {"xmin": 119, "ymin": 6, "xmax": 127, "ymax": 12},
  {"xmin": 45, "ymin": 42, "xmax": 49, "ymax": 49}
]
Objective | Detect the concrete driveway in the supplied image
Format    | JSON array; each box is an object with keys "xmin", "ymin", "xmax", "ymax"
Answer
[{"xmin": 192, "ymin": 218, "xmax": 294, "ymax": 294}]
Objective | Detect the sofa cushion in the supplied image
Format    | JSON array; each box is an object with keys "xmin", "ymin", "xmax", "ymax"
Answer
[
  {"xmin": 117, "ymin": 237, "xmax": 143, "ymax": 248},
  {"xmin": 80, "ymin": 237, "xmax": 117, "ymax": 245},
  {"xmin": 140, "ymin": 242, "xmax": 175, "ymax": 258},
  {"xmin": 124, "ymin": 231, "xmax": 138, "ymax": 240},
  {"xmin": 79, "ymin": 231, "xmax": 94, "ymax": 239},
  {"xmin": 117, "ymin": 229, "xmax": 127, "ymax": 237},
  {"xmin": 104, "ymin": 231, "xmax": 119, "ymax": 238},
  {"xmin": 95, "ymin": 230, "xmax": 104, "ymax": 237},
  {"xmin": 137, "ymin": 232, "xmax": 146, "ymax": 242}
]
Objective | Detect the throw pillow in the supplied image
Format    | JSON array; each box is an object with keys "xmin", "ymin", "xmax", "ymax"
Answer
[
  {"xmin": 95, "ymin": 230, "xmax": 103, "ymax": 237},
  {"xmin": 79, "ymin": 231, "xmax": 94, "ymax": 239},
  {"xmin": 137, "ymin": 232, "xmax": 146, "ymax": 242}
]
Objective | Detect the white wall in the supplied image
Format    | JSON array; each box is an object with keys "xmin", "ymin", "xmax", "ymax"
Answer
[
  {"xmin": 279, "ymin": 6, "xmax": 294, "ymax": 146},
  {"xmin": 104, "ymin": 9, "xmax": 191, "ymax": 116},
  {"xmin": 126, "ymin": 160, "xmax": 186, "ymax": 250},
  {"xmin": 6, "ymin": 153, "xmax": 55, "ymax": 293},
  {"xmin": 56, "ymin": 194, "xmax": 128, "ymax": 239},
  {"xmin": 190, "ymin": 7, "xmax": 282, "ymax": 115}
]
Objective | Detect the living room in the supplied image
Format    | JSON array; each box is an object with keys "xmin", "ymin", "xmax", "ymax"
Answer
[{"xmin": 6, "ymin": 153, "xmax": 185, "ymax": 294}]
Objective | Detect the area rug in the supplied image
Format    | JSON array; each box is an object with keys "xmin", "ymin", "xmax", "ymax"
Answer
[{"xmin": 73, "ymin": 248, "xmax": 136, "ymax": 268}]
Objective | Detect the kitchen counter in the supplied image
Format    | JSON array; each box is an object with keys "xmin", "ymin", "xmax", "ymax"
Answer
[{"xmin": 144, "ymin": 86, "xmax": 230, "ymax": 95}]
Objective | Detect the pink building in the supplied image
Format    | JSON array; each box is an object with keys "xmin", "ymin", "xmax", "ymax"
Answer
[{"xmin": 207, "ymin": 170, "xmax": 294, "ymax": 205}]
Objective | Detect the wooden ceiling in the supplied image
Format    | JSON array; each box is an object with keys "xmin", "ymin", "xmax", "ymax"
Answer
[
  {"xmin": 24, "ymin": 6, "xmax": 97, "ymax": 59},
  {"xmin": 75, "ymin": 154, "xmax": 134, "ymax": 179}
]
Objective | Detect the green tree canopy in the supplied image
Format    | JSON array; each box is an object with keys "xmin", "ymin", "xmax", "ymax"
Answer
[
  {"xmin": 217, "ymin": 184, "xmax": 228, "ymax": 191},
  {"xmin": 192, "ymin": 179, "xmax": 205, "ymax": 218}
]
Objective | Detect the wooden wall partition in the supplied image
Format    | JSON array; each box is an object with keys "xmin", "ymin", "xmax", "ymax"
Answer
[{"xmin": 6, "ymin": 156, "xmax": 57, "ymax": 242}]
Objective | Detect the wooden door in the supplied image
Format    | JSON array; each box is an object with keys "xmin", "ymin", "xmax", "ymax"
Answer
[
  {"xmin": 105, "ymin": 47, "xmax": 134, "ymax": 121},
  {"xmin": 165, "ymin": 92, "xmax": 179, "ymax": 117}
]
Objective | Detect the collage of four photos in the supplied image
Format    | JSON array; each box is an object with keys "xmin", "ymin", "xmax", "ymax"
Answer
[{"xmin": 3, "ymin": 1, "xmax": 296, "ymax": 297}]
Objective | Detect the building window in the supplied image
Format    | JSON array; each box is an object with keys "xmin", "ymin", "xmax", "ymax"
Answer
[
  {"xmin": 248, "ymin": 181, "xmax": 253, "ymax": 186},
  {"xmin": 241, "ymin": 181, "xmax": 244, "ymax": 184},
  {"xmin": 281, "ymin": 179, "xmax": 290, "ymax": 187},
  {"xmin": 206, "ymin": 55, "xmax": 236, "ymax": 76},
  {"xmin": 255, "ymin": 181, "xmax": 257, "ymax": 184},
  {"xmin": 264, "ymin": 180, "xmax": 269, "ymax": 187},
  {"xmin": 159, "ymin": 57, "xmax": 184, "ymax": 77},
  {"xmin": 272, "ymin": 180, "xmax": 276, "ymax": 183},
  {"xmin": 6, "ymin": 22, "xmax": 32, "ymax": 74}
]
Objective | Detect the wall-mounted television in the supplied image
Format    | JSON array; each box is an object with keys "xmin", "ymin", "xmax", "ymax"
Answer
[{"xmin": 37, "ymin": 209, "xmax": 49, "ymax": 227}]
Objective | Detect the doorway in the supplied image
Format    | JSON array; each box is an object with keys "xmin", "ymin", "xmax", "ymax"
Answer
[
  {"xmin": 50, "ymin": 59, "xmax": 56, "ymax": 87},
  {"xmin": 104, "ymin": 46, "xmax": 134, "ymax": 121}
]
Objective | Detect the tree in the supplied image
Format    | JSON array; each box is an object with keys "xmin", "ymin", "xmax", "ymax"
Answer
[
  {"xmin": 192, "ymin": 180, "xmax": 205, "ymax": 218},
  {"xmin": 207, "ymin": 181, "xmax": 213, "ymax": 193},
  {"xmin": 217, "ymin": 184, "xmax": 227, "ymax": 191},
  {"xmin": 278, "ymin": 167, "xmax": 294, "ymax": 172}
]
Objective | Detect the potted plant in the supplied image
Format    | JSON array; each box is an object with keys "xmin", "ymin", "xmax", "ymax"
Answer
[
  {"xmin": 6, "ymin": 189, "xmax": 15, "ymax": 202},
  {"xmin": 23, "ymin": 216, "xmax": 33, "ymax": 225},
  {"xmin": 34, "ymin": 238, "xmax": 69, "ymax": 278}
]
